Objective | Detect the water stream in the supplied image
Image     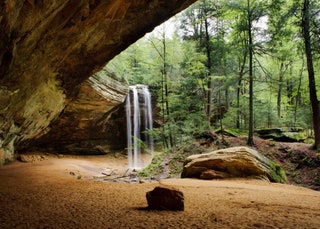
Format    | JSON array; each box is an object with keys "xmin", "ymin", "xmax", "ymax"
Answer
[{"xmin": 126, "ymin": 85, "xmax": 154, "ymax": 169}]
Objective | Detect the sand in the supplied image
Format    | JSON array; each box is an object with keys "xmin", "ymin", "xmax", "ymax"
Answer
[{"xmin": 0, "ymin": 154, "xmax": 319, "ymax": 229}]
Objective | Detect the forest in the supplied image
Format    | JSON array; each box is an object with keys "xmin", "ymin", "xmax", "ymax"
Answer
[{"xmin": 100, "ymin": 0, "xmax": 320, "ymax": 152}]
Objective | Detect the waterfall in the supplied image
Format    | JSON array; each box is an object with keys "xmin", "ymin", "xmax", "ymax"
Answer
[
  {"xmin": 142, "ymin": 86, "xmax": 154, "ymax": 154},
  {"xmin": 126, "ymin": 85, "xmax": 154, "ymax": 169}
]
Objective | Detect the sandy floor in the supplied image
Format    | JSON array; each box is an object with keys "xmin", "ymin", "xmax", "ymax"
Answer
[{"xmin": 0, "ymin": 154, "xmax": 319, "ymax": 229}]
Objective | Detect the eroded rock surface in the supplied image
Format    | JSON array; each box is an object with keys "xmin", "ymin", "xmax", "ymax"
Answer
[
  {"xmin": 181, "ymin": 146, "xmax": 287, "ymax": 183},
  {"xmin": 0, "ymin": 0, "xmax": 196, "ymax": 164},
  {"xmin": 23, "ymin": 73, "xmax": 128, "ymax": 154}
]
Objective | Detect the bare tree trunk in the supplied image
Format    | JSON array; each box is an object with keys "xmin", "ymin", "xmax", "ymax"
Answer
[
  {"xmin": 277, "ymin": 62, "xmax": 284, "ymax": 118},
  {"xmin": 294, "ymin": 56, "xmax": 304, "ymax": 125},
  {"xmin": 161, "ymin": 30, "xmax": 174, "ymax": 149},
  {"xmin": 277, "ymin": 61, "xmax": 291, "ymax": 118},
  {"xmin": 236, "ymin": 45, "xmax": 248, "ymax": 129},
  {"xmin": 247, "ymin": 0, "xmax": 254, "ymax": 146},
  {"xmin": 161, "ymin": 57, "xmax": 168, "ymax": 149},
  {"xmin": 204, "ymin": 13, "xmax": 212, "ymax": 124},
  {"xmin": 302, "ymin": 0, "xmax": 320, "ymax": 150},
  {"xmin": 287, "ymin": 65, "xmax": 294, "ymax": 106}
]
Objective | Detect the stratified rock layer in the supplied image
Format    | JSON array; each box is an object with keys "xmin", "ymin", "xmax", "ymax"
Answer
[
  {"xmin": 181, "ymin": 147, "xmax": 287, "ymax": 183},
  {"xmin": 0, "ymin": 0, "xmax": 196, "ymax": 164},
  {"xmin": 24, "ymin": 73, "xmax": 128, "ymax": 154}
]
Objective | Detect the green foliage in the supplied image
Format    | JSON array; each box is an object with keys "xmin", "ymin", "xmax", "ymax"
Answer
[
  {"xmin": 137, "ymin": 153, "xmax": 164, "ymax": 177},
  {"xmin": 103, "ymin": 0, "xmax": 318, "ymax": 151},
  {"xmin": 168, "ymin": 143, "xmax": 207, "ymax": 177},
  {"xmin": 127, "ymin": 137, "xmax": 149, "ymax": 154}
]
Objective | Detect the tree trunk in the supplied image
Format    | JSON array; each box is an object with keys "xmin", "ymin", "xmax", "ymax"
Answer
[
  {"xmin": 247, "ymin": 0, "xmax": 254, "ymax": 146},
  {"xmin": 161, "ymin": 30, "xmax": 174, "ymax": 149},
  {"xmin": 302, "ymin": 0, "xmax": 320, "ymax": 150},
  {"xmin": 287, "ymin": 65, "xmax": 294, "ymax": 105},
  {"xmin": 236, "ymin": 38, "xmax": 248, "ymax": 129},
  {"xmin": 161, "ymin": 59, "xmax": 168, "ymax": 149},
  {"xmin": 294, "ymin": 56, "xmax": 304, "ymax": 125},
  {"xmin": 277, "ymin": 62, "xmax": 284, "ymax": 118},
  {"xmin": 204, "ymin": 14, "xmax": 212, "ymax": 124}
]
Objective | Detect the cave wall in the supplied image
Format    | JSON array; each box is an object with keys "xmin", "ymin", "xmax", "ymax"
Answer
[
  {"xmin": 0, "ymin": 0, "xmax": 196, "ymax": 164},
  {"xmin": 23, "ymin": 74, "xmax": 129, "ymax": 154}
]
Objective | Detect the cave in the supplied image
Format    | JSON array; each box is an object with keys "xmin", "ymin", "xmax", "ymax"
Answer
[
  {"xmin": 1, "ymin": 3, "xmax": 320, "ymax": 228},
  {"xmin": 0, "ymin": 0, "xmax": 197, "ymax": 164}
]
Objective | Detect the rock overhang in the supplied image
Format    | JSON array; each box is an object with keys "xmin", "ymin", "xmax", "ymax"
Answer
[{"xmin": 0, "ymin": 0, "xmax": 197, "ymax": 164}]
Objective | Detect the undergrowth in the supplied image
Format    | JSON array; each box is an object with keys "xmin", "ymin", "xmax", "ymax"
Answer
[{"xmin": 137, "ymin": 134, "xmax": 320, "ymax": 190}]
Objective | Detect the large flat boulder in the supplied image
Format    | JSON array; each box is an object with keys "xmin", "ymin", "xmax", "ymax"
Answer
[{"xmin": 181, "ymin": 147, "xmax": 287, "ymax": 183}]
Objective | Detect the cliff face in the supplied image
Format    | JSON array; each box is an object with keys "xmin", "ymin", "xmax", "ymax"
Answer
[
  {"xmin": 0, "ymin": 0, "xmax": 196, "ymax": 164},
  {"xmin": 23, "ymin": 73, "xmax": 129, "ymax": 154}
]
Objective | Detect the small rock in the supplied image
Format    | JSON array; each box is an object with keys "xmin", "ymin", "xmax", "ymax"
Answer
[
  {"xmin": 146, "ymin": 186, "xmax": 184, "ymax": 211},
  {"xmin": 19, "ymin": 154, "xmax": 30, "ymax": 162},
  {"xmin": 101, "ymin": 168, "xmax": 113, "ymax": 176},
  {"xmin": 93, "ymin": 174, "xmax": 106, "ymax": 179},
  {"xmin": 19, "ymin": 154, "xmax": 46, "ymax": 163}
]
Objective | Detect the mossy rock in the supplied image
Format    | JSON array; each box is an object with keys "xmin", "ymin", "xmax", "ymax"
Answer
[{"xmin": 181, "ymin": 146, "xmax": 287, "ymax": 184}]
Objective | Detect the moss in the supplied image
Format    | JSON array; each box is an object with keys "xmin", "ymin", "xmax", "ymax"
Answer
[
  {"xmin": 137, "ymin": 153, "xmax": 164, "ymax": 177},
  {"xmin": 167, "ymin": 143, "xmax": 206, "ymax": 177},
  {"xmin": 168, "ymin": 152, "xmax": 186, "ymax": 177},
  {"xmin": 268, "ymin": 141, "xmax": 276, "ymax": 147},
  {"xmin": 268, "ymin": 161, "xmax": 287, "ymax": 183}
]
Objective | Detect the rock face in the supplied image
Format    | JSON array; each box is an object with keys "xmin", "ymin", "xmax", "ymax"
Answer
[
  {"xmin": 146, "ymin": 186, "xmax": 184, "ymax": 211},
  {"xmin": 181, "ymin": 147, "xmax": 287, "ymax": 183},
  {"xmin": 0, "ymin": 0, "xmax": 196, "ymax": 164},
  {"xmin": 22, "ymin": 73, "xmax": 128, "ymax": 154}
]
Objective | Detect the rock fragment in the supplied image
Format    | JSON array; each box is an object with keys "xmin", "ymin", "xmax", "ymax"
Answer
[{"xmin": 146, "ymin": 186, "xmax": 184, "ymax": 211}]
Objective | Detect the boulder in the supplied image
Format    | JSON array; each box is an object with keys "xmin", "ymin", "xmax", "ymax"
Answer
[
  {"xmin": 255, "ymin": 127, "xmax": 307, "ymax": 142},
  {"xmin": 146, "ymin": 186, "xmax": 184, "ymax": 211},
  {"xmin": 181, "ymin": 146, "xmax": 287, "ymax": 183}
]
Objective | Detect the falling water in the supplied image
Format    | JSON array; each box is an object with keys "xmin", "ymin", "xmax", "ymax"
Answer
[
  {"xmin": 126, "ymin": 85, "xmax": 154, "ymax": 169},
  {"xmin": 142, "ymin": 86, "xmax": 154, "ymax": 154}
]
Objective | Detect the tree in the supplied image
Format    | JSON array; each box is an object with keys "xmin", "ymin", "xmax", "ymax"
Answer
[
  {"xmin": 301, "ymin": 0, "xmax": 320, "ymax": 149},
  {"xmin": 147, "ymin": 24, "xmax": 176, "ymax": 149},
  {"xmin": 246, "ymin": 0, "xmax": 255, "ymax": 146},
  {"xmin": 203, "ymin": 0, "xmax": 213, "ymax": 122},
  {"xmin": 179, "ymin": 0, "xmax": 227, "ymax": 125},
  {"xmin": 227, "ymin": 0, "xmax": 267, "ymax": 145},
  {"xmin": 104, "ymin": 0, "xmax": 319, "ymax": 152},
  {"xmin": 227, "ymin": 12, "xmax": 249, "ymax": 129},
  {"xmin": 267, "ymin": 0, "xmax": 299, "ymax": 120}
]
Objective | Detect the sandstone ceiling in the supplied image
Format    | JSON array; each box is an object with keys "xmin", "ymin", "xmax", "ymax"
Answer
[{"xmin": 0, "ymin": 0, "xmax": 196, "ymax": 164}]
